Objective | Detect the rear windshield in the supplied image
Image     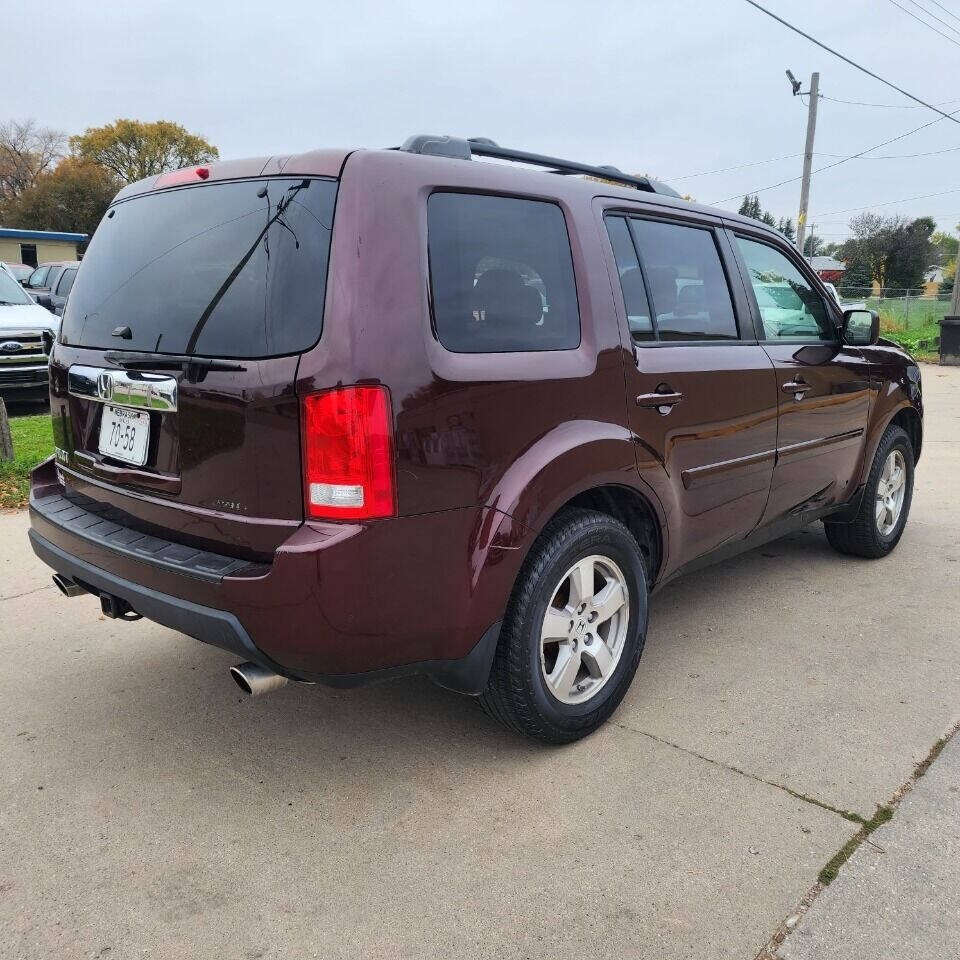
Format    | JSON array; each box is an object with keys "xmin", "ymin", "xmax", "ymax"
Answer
[{"xmin": 60, "ymin": 177, "xmax": 338, "ymax": 359}]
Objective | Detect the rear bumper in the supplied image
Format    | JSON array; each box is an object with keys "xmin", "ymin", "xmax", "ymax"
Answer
[{"xmin": 28, "ymin": 459, "xmax": 529, "ymax": 693}]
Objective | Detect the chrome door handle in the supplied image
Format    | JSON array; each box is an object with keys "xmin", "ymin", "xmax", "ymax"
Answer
[
  {"xmin": 782, "ymin": 379, "xmax": 809, "ymax": 399},
  {"xmin": 636, "ymin": 390, "xmax": 683, "ymax": 412}
]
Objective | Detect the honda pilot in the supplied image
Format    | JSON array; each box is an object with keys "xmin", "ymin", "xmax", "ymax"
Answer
[{"xmin": 28, "ymin": 135, "xmax": 923, "ymax": 742}]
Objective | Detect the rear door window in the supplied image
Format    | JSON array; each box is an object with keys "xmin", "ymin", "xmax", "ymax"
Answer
[
  {"xmin": 427, "ymin": 192, "xmax": 580, "ymax": 353},
  {"xmin": 56, "ymin": 268, "xmax": 77, "ymax": 297},
  {"xmin": 606, "ymin": 216, "xmax": 739, "ymax": 342},
  {"xmin": 60, "ymin": 177, "xmax": 338, "ymax": 359}
]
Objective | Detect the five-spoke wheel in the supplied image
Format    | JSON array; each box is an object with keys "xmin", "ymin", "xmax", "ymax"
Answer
[{"xmin": 539, "ymin": 555, "xmax": 629, "ymax": 705}]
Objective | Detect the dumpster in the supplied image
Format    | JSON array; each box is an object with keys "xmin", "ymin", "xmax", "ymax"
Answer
[{"xmin": 941, "ymin": 316, "xmax": 960, "ymax": 366}]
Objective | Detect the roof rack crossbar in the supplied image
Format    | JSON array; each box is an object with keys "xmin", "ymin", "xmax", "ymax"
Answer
[
  {"xmin": 396, "ymin": 134, "xmax": 680, "ymax": 196},
  {"xmin": 466, "ymin": 140, "xmax": 655, "ymax": 193}
]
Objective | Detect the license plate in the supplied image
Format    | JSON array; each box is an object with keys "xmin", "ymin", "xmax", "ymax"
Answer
[{"xmin": 98, "ymin": 405, "xmax": 150, "ymax": 466}]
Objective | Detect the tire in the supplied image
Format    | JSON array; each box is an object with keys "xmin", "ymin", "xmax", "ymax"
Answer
[
  {"xmin": 823, "ymin": 424, "xmax": 914, "ymax": 559},
  {"xmin": 480, "ymin": 508, "xmax": 648, "ymax": 744}
]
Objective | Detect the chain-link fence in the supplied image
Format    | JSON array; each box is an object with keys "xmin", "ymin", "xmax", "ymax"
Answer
[{"xmin": 834, "ymin": 287, "xmax": 950, "ymax": 348}]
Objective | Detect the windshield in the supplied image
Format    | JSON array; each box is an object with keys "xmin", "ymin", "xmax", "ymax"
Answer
[
  {"xmin": 0, "ymin": 268, "xmax": 33, "ymax": 305},
  {"xmin": 60, "ymin": 177, "xmax": 338, "ymax": 358}
]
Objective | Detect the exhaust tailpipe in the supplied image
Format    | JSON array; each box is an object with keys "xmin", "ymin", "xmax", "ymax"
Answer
[
  {"xmin": 52, "ymin": 574, "xmax": 85, "ymax": 598},
  {"xmin": 229, "ymin": 662, "xmax": 289, "ymax": 697}
]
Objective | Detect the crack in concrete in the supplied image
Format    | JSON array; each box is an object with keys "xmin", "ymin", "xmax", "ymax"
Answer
[
  {"xmin": 754, "ymin": 717, "xmax": 960, "ymax": 960},
  {"xmin": 612, "ymin": 721, "xmax": 866, "ymax": 823},
  {"xmin": 0, "ymin": 584, "xmax": 54, "ymax": 603}
]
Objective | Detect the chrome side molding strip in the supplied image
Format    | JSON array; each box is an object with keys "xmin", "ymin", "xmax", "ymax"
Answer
[{"xmin": 68, "ymin": 365, "xmax": 178, "ymax": 412}]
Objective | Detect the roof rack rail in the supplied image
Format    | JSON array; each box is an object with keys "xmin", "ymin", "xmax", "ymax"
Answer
[{"xmin": 397, "ymin": 135, "xmax": 681, "ymax": 198}]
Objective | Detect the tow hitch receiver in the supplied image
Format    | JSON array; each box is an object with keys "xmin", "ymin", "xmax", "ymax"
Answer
[{"xmin": 99, "ymin": 593, "xmax": 142, "ymax": 621}]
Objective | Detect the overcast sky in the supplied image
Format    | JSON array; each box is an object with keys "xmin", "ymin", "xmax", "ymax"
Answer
[{"xmin": 15, "ymin": 0, "xmax": 960, "ymax": 242}]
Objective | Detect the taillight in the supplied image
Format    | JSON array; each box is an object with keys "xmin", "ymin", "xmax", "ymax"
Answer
[{"xmin": 301, "ymin": 386, "xmax": 396, "ymax": 521}]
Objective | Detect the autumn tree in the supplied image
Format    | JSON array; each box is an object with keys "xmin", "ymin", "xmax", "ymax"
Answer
[
  {"xmin": 69, "ymin": 119, "xmax": 218, "ymax": 184},
  {"xmin": 0, "ymin": 119, "xmax": 66, "ymax": 202},
  {"xmin": 3, "ymin": 157, "xmax": 120, "ymax": 239}
]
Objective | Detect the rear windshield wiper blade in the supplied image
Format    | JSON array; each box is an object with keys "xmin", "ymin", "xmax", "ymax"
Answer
[{"xmin": 103, "ymin": 351, "xmax": 247, "ymax": 383}]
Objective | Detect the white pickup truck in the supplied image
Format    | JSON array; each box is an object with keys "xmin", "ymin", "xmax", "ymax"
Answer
[{"xmin": 0, "ymin": 262, "xmax": 57, "ymax": 396}]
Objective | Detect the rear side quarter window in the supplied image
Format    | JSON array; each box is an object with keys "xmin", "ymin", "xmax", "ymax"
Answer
[{"xmin": 427, "ymin": 192, "xmax": 581, "ymax": 353}]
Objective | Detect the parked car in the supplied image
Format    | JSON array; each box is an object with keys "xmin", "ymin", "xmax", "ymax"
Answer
[
  {"xmin": 48, "ymin": 264, "xmax": 78, "ymax": 317},
  {"xmin": 24, "ymin": 261, "xmax": 79, "ymax": 311},
  {"xmin": 27, "ymin": 137, "xmax": 922, "ymax": 743},
  {"xmin": 0, "ymin": 264, "xmax": 57, "ymax": 395},
  {"xmin": 1, "ymin": 262, "xmax": 35, "ymax": 285}
]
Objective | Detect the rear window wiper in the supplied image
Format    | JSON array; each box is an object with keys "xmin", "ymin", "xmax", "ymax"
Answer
[{"xmin": 103, "ymin": 351, "xmax": 247, "ymax": 383}]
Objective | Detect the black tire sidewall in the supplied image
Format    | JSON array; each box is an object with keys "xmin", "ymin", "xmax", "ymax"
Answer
[
  {"xmin": 871, "ymin": 428, "xmax": 914, "ymax": 552},
  {"xmin": 519, "ymin": 518, "xmax": 647, "ymax": 731}
]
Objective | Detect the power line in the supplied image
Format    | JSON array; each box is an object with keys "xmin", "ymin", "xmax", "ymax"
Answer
[
  {"xmin": 885, "ymin": 0, "xmax": 960, "ymax": 48},
  {"xmin": 670, "ymin": 153, "xmax": 803, "ymax": 180},
  {"xmin": 812, "ymin": 187, "xmax": 960, "ymax": 217},
  {"xmin": 673, "ymin": 142, "xmax": 960, "ymax": 183},
  {"xmin": 904, "ymin": 0, "xmax": 960, "ymax": 36},
  {"xmin": 819, "ymin": 93, "xmax": 960, "ymax": 108},
  {"xmin": 926, "ymin": 0, "xmax": 960, "ymax": 25},
  {"xmin": 711, "ymin": 105, "xmax": 960, "ymax": 204},
  {"xmin": 741, "ymin": 0, "xmax": 960, "ymax": 123}
]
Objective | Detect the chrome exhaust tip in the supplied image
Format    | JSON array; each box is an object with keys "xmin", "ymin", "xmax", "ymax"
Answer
[
  {"xmin": 229, "ymin": 662, "xmax": 290, "ymax": 697},
  {"xmin": 52, "ymin": 573, "xmax": 85, "ymax": 598}
]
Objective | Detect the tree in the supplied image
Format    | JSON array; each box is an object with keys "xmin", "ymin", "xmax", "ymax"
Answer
[
  {"xmin": 70, "ymin": 119, "xmax": 218, "ymax": 184},
  {"xmin": 739, "ymin": 195, "xmax": 796, "ymax": 242},
  {"xmin": 3, "ymin": 157, "xmax": 120, "ymax": 239},
  {"xmin": 838, "ymin": 256, "xmax": 872, "ymax": 298},
  {"xmin": 0, "ymin": 119, "xmax": 66, "ymax": 202},
  {"xmin": 931, "ymin": 230, "xmax": 958, "ymax": 265},
  {"xmin": 802, "ymin": 233, "xmax": 824, "ymax": 257},
  {"xmin": 842, "ymin": 213, "xmax": 895, "ymax": 288},
  {"xmin": 738, "ymin": 194, "xmax": 762, "ymax": 219},
  {"xmin": 884, "ymin": 216, "xmax": 935, "ymax": 290}
]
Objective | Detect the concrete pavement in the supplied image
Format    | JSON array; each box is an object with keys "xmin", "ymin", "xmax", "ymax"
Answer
[
  {"xmin": 782, "ymin": 733, "xmax": 960, "ymax": 958},
  {"xmin": 1, "ymin": 364, "xmax": 958, "ymax": 959}
]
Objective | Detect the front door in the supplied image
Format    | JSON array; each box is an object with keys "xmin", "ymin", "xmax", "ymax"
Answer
[
  {"xmin": 604, "ymin": 212, "xmax": 779, "ymax": 574},
  {"xmin": 730, "ymin": 232, "xmax": 872, "ymax": 523}
]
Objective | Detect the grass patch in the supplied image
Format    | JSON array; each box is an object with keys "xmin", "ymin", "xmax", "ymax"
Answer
[
  {"xmin": 818, "ymin": 805, "xmax": 893, "ymax": 886},
  {"xmin": 0, "ymin": 414, "xmax": 53, "ymax": 509}
]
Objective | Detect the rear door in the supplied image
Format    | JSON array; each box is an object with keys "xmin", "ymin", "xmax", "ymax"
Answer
[
  {"xmin": 729, "ymin": 230, "xmax": 872, "ymax": 522},
  {"xmin": 53, "ymin": 175, "xmax": 338, "ymax": 558},
  {"xmin": 604, "ymin": 209, "xmax": 779, "ymax": 569}
]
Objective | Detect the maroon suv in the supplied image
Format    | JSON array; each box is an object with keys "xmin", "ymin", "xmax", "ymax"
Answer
[{"xmin": 28, "ymin": 136, "xmax": 922, "ymax": 742}]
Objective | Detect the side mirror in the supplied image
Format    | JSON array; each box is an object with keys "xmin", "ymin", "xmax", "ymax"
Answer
[{"xmin": 843, "ymin": 308, "xmax": 879, "ymax": 346}]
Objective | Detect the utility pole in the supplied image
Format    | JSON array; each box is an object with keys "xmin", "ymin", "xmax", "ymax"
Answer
[{"xmin": 788, "ymin": 70, "xmax": 820, "ymax": 256}]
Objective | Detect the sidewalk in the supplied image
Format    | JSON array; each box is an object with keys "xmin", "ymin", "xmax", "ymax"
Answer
[{"xmin": 781, "ymin": 731, "xmax": 960, "ymax": 958}]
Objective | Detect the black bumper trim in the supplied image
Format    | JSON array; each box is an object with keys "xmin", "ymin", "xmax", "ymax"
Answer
[
  {"xmin": 29, "ymin": 530, "xmax": 275, "ymax": 669},
  {"xmin": 30, "ymin": 492, "xmax": 252, "ymax": 582},
  {"xmin": 28, "ymin": 530, "xmax": 501, "ymax": 696}
]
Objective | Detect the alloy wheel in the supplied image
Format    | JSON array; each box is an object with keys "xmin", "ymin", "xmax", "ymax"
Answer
[{"xmin": 539, "ymin": 554, "xmax": 630, "ymax": 705}]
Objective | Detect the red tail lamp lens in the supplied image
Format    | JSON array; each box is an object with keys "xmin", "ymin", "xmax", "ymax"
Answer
[{"xmin": 301, "ymin": 386, "xmax": 396, "ymax": 521}]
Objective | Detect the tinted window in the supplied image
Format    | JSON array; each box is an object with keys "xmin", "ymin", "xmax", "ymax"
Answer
[
  {"xmin": 56, "ymin": 268, "xmax": 77, "ymax": 297},
  {"xmin": 61, "ymin": 177, "xmax": 338, "ymax": 358},
  {"xmin": 735, "ymin": 237, "xmax": 834, "ymax": 342},
  {"xmin": 605, "ymin": 216, "xmax": 653, "ymax": 342},
  {"xmin": 628, "ymin": 219, "xmax": 738, "ymax": 341},
  {"xmin": 428, "ymin": 192, "xmax": 580, "ymax": 353}
]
